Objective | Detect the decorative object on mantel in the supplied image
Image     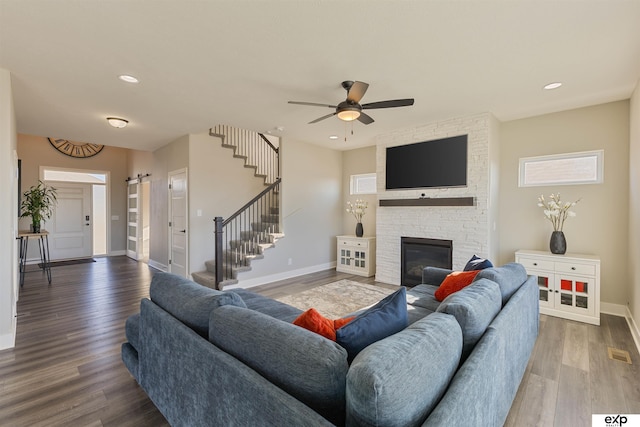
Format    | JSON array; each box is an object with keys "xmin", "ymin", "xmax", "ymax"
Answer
[
  {"xmin": 346, "ymin": 199, "xmax": 368, "ymax": 237},
  {"xmin": 537, "ymin": 193, "xmax": 580, "ymax": 254},
  {"xmin": 20, "ymin": 180, "xmax": 58, "ymax": 233}
]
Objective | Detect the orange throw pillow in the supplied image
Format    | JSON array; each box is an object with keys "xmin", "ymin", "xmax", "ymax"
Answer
[
  {"xmin": 293, "ymin": 308, "xmax": 354, "ymax": 341},
  {"xmin": 434, "ymin": 270, "xmax": 481, "ymax": 302}
]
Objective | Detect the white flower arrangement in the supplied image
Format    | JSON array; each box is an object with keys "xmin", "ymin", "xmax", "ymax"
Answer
[
  {"xmin": 346, "ymin": 199, "xmax": 368, "ymax": 223},
  {"xmin": 537, "ymin": 193, "xmax": 580, "ymax": 232}
]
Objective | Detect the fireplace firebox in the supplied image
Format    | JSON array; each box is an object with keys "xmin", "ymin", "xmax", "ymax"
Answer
[{"xmin": 401, "ymin": 237, "xmax": 452, "ymax": 287}]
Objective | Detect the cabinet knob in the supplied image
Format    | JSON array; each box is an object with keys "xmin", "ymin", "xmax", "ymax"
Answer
[
  {"xmin": 571, "ymin": 266, "xmax": 576, "ymax": 270},
  {"xmin": 533, "ymin": 262, "xmax": 538, "ymax": 266}
]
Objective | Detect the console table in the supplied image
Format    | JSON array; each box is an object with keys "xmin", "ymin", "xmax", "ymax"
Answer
[
  {"xmin": 515, "ymin": 249, "xmax": 600, "ymax": 325},
  {"xmin": 18, "ymin": 230, "xmax": 52, "ymax": 287},
  {"xmin": 336, "ymin": 236, "xmax": 376, "ymax": 277}
]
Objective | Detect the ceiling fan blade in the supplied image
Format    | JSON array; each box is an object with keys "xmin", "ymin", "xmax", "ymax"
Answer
[
  {"xmin": 362, "ymin": 98, "xmax": 415, "ymax": 109},
  {"xmin": 357, "ymin": 112, "xmax": 375, "ymax": 125},
  {"xmin": 309, "ymin": 112, "xmax": 337, "ymax": 124},
  {"xmin": 288, "ymin": 101, "xmax": 336, "ymax": 108},
  {"xmin": 347, "ymin": 81, "xmax": 369, "ymax": 103}
]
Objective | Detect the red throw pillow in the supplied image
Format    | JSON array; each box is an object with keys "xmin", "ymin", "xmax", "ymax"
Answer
[
  {"xmin": 435, "ymin": 270, "xmax": 481, "ymax": 302},
  {"xmin": 293, "ymin": 308, "xmax": 354, "ymax": 341}
]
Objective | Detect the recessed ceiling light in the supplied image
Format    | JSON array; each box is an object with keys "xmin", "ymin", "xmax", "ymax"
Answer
[
  {"xmin": 118, "ymin": 74, "xmax": 139, "ymax": 84},
  {"xmin": 543, "ymin": 82, "xmax": 562, "ymax": 90},
  {"xmin": 329, "ymin": 135, "xmax": 339, "ymax": 140},
  {"xmin": 107, "ymin": 117, "xmax": 129, "ymax": 128}
]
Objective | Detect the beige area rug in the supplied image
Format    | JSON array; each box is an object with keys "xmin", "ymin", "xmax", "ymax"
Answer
[{"xmin": 276, "ymin": 280, "xmax": 397, "ymax": 319}]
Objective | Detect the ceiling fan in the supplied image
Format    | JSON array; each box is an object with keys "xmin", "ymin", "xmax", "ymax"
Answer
[{"xmin": 288, "ymin": 81, "xmax": 414, "ymax": 125}]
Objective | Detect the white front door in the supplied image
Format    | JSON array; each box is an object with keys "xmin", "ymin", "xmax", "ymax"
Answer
[
  {"xmin": 47, "ymin": 183, "xmax": 92, "ymax": 260},
  {"xmin": 169, "ymin": 169, "xmax": 188, "ymax": 277}
]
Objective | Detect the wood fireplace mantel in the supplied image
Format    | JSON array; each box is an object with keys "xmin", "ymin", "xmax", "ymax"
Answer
[{"xmin": 379, "ymin": 197, "xmax": 475, "ymax": 207}]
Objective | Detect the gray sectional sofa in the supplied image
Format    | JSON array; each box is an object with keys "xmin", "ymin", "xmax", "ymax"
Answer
[{"xmin": 121, "ymin": 263, "xmax": 538, "ymax": 426}]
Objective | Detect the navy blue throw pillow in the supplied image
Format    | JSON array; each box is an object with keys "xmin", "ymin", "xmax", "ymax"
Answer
[
  {"xmin": 336, "ymin": 287, "xmax": 408, "ymax": 362},
  {"xmin": 463, "ymin": 254, "xmax": 493, "ymax": 271}
]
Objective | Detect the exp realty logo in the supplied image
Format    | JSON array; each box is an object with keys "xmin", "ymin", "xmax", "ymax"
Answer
[{"xmin": 593, "ymin": 414, "xmax": 639, "ymax": 427}]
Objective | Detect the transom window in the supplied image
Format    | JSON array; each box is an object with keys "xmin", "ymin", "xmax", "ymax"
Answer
[{"xmin": 519, "ymin": 150, "xmax": 604, "ymax": 187}]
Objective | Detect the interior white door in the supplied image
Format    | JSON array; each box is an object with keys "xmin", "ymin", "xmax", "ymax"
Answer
[
  {"xmin": 48, "ymin": 183, "xmax": 92, "ymax": 260},
  {"xmin": 169, "ymin": 169, "xmax": 188, "ymax": 277},
  {"xmin": 126, "ymin": 179, "xmax": 140, "ymax": 260}
]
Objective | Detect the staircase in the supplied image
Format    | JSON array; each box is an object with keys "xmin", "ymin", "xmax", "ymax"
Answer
[
  {"xmin": 191, "ymin": 126, "xmax": 281, "ymax": 290},
  {"xmin": 210, "ymin": 124, "xmax": 279, "ymax": 185}
]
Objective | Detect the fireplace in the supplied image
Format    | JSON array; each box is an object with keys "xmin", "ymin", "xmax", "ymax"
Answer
[{"xmin": 401, "ymin": 237, "xmax": 452, "ymax": 287}]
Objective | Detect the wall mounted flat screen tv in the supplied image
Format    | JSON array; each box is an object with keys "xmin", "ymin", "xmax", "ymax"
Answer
[{"xmin": 385, "ymin": 135, "xmax": 468, "ymax": 190}]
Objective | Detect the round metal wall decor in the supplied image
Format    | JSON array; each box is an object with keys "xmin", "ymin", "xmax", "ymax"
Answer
[{"xmin": 48, "ymin": 138, "xmax": 105, "ymax": 158}]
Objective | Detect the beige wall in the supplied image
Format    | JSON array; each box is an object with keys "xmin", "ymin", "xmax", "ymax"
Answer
[
  {"xmin": 629, "ymin": 81, "xmax": 640, "ymax": 322},
  {"xmin": 500, "ymin": 101, "xmax": 630, "ymax": 306},
  {"xmin": 342, "ymin": 146, "xmax": 377, "ymax": 237},
  {"xmin": 188, "ymin": 132, "xmax": 266, "ymax": 275},
  {"xmin": 237, "ymin": 139, "xmax": 343, "ymax": 284},
  {"xmin": 127, "ymin": 149, "xmax": 154, "ymax": 179},
  {"xmin": 0, "ymin": 68, "xmax": 18, "ymax": 349},
  {"xmin": 147, "ymin": 135, "xmax": 189, "ymax": 268},
  {"xmin": 17, "ymin": 134, "xmax": 130, "ymax": 255}
]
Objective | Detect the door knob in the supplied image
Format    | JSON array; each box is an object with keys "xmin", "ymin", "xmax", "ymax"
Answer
[{"xmin": 180, "ymin": 229, "xmax": 186, "ymax": 233}]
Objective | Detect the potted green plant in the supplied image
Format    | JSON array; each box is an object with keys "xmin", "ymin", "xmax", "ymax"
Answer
[{"xmin": 20, "ymin": 180, "xmax": 58, "ymax": 233}]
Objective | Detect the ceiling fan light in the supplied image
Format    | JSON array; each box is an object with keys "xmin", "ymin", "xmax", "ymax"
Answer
[
  {"xmin": 337, "ymin": 109, "xmax": 360, "ymax": 122},
  {"xmin": 107, "ymin": 117, "xmax": 129, "ymax": 128}
]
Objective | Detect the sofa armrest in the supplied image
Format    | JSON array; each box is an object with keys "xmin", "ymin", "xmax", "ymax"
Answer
[{"xmin": 422, "ymin": 267, "xmax": 453, "ymax": 286}]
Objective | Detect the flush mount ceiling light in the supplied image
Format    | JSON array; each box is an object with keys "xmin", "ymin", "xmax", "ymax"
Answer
[
  {"xmin": 118, "ymin": 74, "xmax": 139, "ymax": 84},
  {"xmin": 107, "ymin": 117, "xmax": 129, "ymax": 128},
  {"xmin": 543, "ymin": 82, "xmax": 563, "ymax": 90}
]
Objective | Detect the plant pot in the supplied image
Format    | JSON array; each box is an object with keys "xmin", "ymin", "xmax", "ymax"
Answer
[
  {"xmin": 550, "ymin": 231, "xmax": 566, "ymax": 254},
  {"xmin": 31, "ymin": 222, "xmax": 41, "ymax": 233},
  {"xmin": 355, "ymin": 222, "xmax": 364, "ymax": 238}
]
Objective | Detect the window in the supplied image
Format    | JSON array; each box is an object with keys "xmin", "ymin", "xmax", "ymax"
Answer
[
  {"xmin": 350, "ymin": 173, "xmax": 377, "ymax": 195},
  {"xmin": 519, "ymin": 150, "xmax": 603, "ymax": 187}
]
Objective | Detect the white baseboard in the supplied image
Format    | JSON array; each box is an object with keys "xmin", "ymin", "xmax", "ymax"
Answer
[
  {"xmin": 226, "ymin": 262, "xmax": 337, "ymax": 290},
  {"xmin": 109, "ymin": 250, "xmax": 126, "ymax": 256},
  {"xmin": 147, "ymin": 259, "xmax": 168, "ymax": 272},
  {"xmin": 601, "ymin": 302, "xmax": 628, "ymax": 317},
  {"xmin": 625, "ymin": 307, "xmax": 640, "ymax": 357},
  {"xmin": 601, "ymin": 302, "xmax": 640, "ymax": 356}
]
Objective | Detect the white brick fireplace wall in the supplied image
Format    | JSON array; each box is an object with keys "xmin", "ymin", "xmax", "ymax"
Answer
[{"xmin": 375, "ymin": 113, "xmax": 499, "ymax": 285}]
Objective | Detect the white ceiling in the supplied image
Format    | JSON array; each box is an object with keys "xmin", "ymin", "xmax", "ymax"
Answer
[{"xmin": 1, "ymin": 1, "xmax": 639, "ymax": 152}]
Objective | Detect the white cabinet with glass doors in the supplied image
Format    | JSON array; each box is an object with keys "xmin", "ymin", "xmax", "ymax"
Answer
[{"xmin": 516, "ymin": 249, "xmax": 600, "ymax": 325}]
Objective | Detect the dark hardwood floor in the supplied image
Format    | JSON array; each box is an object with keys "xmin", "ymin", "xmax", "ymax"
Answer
[{"xmin": 0, "ymin": 257, "xmax": 638, "ymax": 426}]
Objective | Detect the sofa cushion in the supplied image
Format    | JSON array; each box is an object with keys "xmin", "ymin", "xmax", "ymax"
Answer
[
  {"xmin": 436, "ymin": 278, "xmax": 501, "ymax": 360},
  {"xmin": 230, "ymin": 288, "xmax": 303, "ymax": 322},
  {"xmin": 125, "ymin": 313, "xmax": 141, "ymax": 351},
  {"xmin": 209, "ymin": 305, "xmax": 348, "ymax": 425},
  {"xmin": 474, "ymin": 263, "xmax": 528, "ymax": 305},
  {"xmin": 405, "ymin": 284, "xmax": 440, "ymax": 324},
  {"xmin": 434, "ymin": 270, "xmax": 480, "ymax": 301},
  {"xmin": 149, "ymin": 272, "xmax": 246, "ymax": 336},
  {"xmin": 346, "ymin": 313, "xmax": 463, "ymax": 427},
  {"xmin": 336, "ymin": 288, "xmax": 408, "ymax": 362},
  {"xmin": 463, "ymin": 254, "xmax": 494, "ymax": 271}
]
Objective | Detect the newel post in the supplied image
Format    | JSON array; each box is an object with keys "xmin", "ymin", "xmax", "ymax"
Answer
[{"xmin": 214, "ymin": 217, "xmax": 224, "ymax": 289}]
